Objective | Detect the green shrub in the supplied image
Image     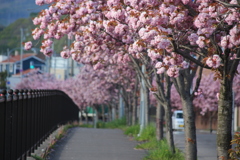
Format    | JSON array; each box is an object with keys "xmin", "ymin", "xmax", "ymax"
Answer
[{"xmin": 124, "ymin": 125, "xmax": 140, "ymax": 137}]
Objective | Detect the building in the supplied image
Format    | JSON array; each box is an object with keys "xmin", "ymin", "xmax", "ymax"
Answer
[
  {"xmin": 49, "ymin": 56, "xmax": 81, "ymax": 80},
  {"xmin": 0, "ymin": 53, "xmax": 45, "ymax": 76},
  {"xmin": 0, "ymin": 53, "xmax": 45, "ymax": 89}
]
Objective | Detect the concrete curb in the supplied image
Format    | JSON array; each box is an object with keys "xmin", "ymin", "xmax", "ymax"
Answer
[{"xmin": 27, "ymin": 127, "xmax": 62, "ymax": 160}]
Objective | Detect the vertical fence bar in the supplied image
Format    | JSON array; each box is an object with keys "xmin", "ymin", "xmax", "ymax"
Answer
[
  {"xmin": 12, "ymin": 90, "xmax": 19, "ymax": 160},
  {"xmin": 0, "ymin": 90, "xmax": 6, "ymax": 160},
  {"xmin": 25, "ymin": 90, "xmax": 31, "ymax": 156},
  {"xmin": 5, "ymin": 90, "xmax": 13, "ymax": 160},
  {"xmin": 9, "ymin": 89, "xmax": 17, "ymax": 160},
  {"xmin": 36, "ymin": 90, "xmax": 41, "ymax": 147},
  {"xmin": 30, "ymin": 90, "xmax": 35, "ymax": 153},
  {"xmin": 20, "ymin": 90, "xmax": 27, "ymax": 159},
  {"xmin": 40, "ymin": 90, "xmax": 44, "ymax": 142},
  {"xmin": 34, "ymin": 90, "xmax": 38, "ymax": 150}
]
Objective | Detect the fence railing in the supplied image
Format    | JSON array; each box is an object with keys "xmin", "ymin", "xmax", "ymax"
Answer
[{"xmin": 0, "ymin": 89, "xmax": 79, "ymax": 160}]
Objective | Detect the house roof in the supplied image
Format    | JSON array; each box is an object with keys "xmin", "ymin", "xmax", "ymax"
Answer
[
  {"xmin": 1, "ymin": 53, "xmax": 36, "ymax": 63},
  {"xmin": 12, "ymin": 68, "xmax": 42, "ymax": 77}
]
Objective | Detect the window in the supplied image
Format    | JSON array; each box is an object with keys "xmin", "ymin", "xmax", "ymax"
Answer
[
  {"xmin": 30, "ymin": 61, "xmax": 34, "ymax": 69},
  {"xmin": 9, "ymin": 64, "xmax": 13, "ymax": 72},
  {"xmin": 176, "ymin": 113, "xmax": 183, "ymax": 118}
]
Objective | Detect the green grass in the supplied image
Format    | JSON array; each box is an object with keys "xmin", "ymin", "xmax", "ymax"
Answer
[
  {"xmin": 135, "ymin": 139, "xmax": 160, "ymax": 150},
  {"xmin": 96, "ymin": 118, "xmax": 127, "ymax": 129},
  {"xmin": 31, "ymin": 155, "xmax": 44, "ymax": 160},
  {"xmin": 121, "ymin": 123, "xmax": 184, "ymax": 160},
  {"xmin": 79, "ymin": 123, "xmax": 94, "ymax": 128},
  {"xmin": 135, "ymin": 124, "xmax": 156, "ymax": 141},
  {"xmin": 144, "ymin": 139, "xmax": 184, "ymax": 160},
  {"xmin": 123, "ymin": 124, "xmax": 140, "ymax": 137}
]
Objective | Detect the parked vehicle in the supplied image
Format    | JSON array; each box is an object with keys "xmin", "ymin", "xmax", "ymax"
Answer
[{"xmin": 172, "ymin": 110, "xmax": 184, "ymax": 130}]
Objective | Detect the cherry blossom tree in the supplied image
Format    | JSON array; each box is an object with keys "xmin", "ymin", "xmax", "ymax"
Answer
[{"xmin": 29, "ymin": 0, "xmax": 240, "ymax": 159}]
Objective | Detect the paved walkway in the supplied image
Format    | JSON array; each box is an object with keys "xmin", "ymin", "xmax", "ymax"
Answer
[
  {"xmin": 174, "ymin": 131, "xmax": 217, "ymax": 160},
  {"xmin": 48, "ymin": 128, "xmax": 147, "ymax": 160},
  {"xmin": 47, "ymin": 128, "xmax": 217, "ymax": 160}
]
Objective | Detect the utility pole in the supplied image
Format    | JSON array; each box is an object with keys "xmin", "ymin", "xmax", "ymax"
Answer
[
  {"xmin": 20, "ymin": 28, "xmax": 23, "ymax": 79},
  {"xmin": 7, "ymin": 49, "xmax": 10, "ymax": 79},
  {"xmin": 7, "ymin": 49, "xmax": 10, "ymax": 89},
  {"xmin": 67, "ymin": 39, "xmax": 70, "ymax": 79}
]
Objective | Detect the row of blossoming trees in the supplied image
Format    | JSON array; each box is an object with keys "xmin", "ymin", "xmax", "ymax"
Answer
[{"xmin": 21, "ymin": 0, "xmax": 240, "ymax": 159}]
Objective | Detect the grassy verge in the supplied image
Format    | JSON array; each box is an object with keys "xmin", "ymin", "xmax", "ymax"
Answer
[
  {"xmin": 123, "ymin": 123, "xmax": 185, "ymax": 160},
  {"xmin": 96, "ymin": 118, "xmax": 126, "ymax": 129},
  {"xmin": 93, "ymin": 118, "xmax": 184, "ymax": 160}
]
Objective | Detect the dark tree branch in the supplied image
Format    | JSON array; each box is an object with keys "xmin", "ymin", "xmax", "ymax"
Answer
[
  {"xmin": 154, "ymin": 69, "xmax": 166, "ymax": 103},
  {"xmin": 215, "ymin": 0, "xmax": 240, "ymax": 8},
  {"xmin": 230, "ymin": 49, "xmax": 240, "ymax": 80},
  {"xmin": 172, "ymin": 42, "xmax": 211, "ymax": 69},
  {"xmin": 191, "ymin": 66, "xmax": 203, "ymax": 100}
]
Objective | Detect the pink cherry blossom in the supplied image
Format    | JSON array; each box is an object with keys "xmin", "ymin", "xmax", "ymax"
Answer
[
  {"xmin": 166, "ymin": 65, "xmax": 180, "ymax": 77},
  {"xmin": 24, "ymin": 41, "xmax": 32, "ymax": 50},
  {"xmin": 206, "ymin": 54, "xmax": 222, "ymax": 68}
]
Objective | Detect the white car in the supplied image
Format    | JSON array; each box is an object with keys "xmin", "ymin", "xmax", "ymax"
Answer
[{"xmin": 172, "ymin": 110, "xmax": 184, "ymax": 131}]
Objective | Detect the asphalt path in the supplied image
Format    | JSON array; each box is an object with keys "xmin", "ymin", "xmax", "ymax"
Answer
[
  {"xmin": 47, "ymin": 127, "xmax": 217, "ymax": 160},
  {"xmin": 48, "ymin": 128, "xmax": 147, "ymax": 160},
  {"xmin": 174, "ymin": 130, "xmax": 217, "ymax": 160}
]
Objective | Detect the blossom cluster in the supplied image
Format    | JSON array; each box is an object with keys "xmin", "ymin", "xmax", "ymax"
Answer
[{"xmin": 28, "ymin": 0, "xmax": 240, "ymax": 81}]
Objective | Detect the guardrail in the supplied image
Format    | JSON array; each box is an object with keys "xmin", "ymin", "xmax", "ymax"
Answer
[{"xmin": 0, "ymin": 89, "xmax": 79, "ymax": 160}]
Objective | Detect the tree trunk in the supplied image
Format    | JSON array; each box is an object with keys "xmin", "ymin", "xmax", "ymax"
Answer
[
  {"xmin": 217, "ymin": 79, "xmax": 233, "ymax": 159},
  {"xmin": 94, "ymin": 107, "xmax": 98, "ymax": 128},
  {"xmin": 139, "ymin": 75, "xmax": 149, "ymax": 135},
  {"xmin": 108, "ymin": 105, "xmax": 111, "ymax": 122},
  {"xmin": 112, "ymin": 106, "xmax": 116, "ymax": 120},
  {"xmin": 125, "ymin": 104, "xmax": 129, "ymax": 124},
  {"xmin": 145, "ymin": 87, "xmax": 149, "ymax": 126},
  {"xmin": 119, "ymin": 89, "xmax": 124, "ymax": 119},
  {"xmin": 132, "ymin": 97, "xmax": 137, "ymax": 125},
  {"xmin": 181, "ymin": 97, "xmax": 197, "ymax": 160},
  {"xmin": 79, "ymin": 110, "xmax": 83, "ymax": 125},
  {"xmin": 164, "ymin": 101, "xmax": 175, "ymax": 153},
  {"xmin": 128, "ymin": 99, "xmax": 132, "ymax": 126},
  {"xmin": 86, "ymin": 112, "xmax": 89, "ymax": 124},
  {"xmin": 132, "ymin": 77, "xmax": 139, "ymax": 125},
  {"xmin": 101, "ymin": 105, "xmax": 105, "ymax": 122},
  {"xmin": 209, "ymin": 112, "xmax": 213, "ymax": 134},
  {"xmin": 156, "ymin": 101, "xmax": 164, "ymax": 141}
]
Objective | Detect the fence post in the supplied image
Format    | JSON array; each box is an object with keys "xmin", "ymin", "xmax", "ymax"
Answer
[
  {"xmin": 0, "ymin": 90, "xmax": 6, "ymax": 160},
  {"xmin": 4, "ymin": 90, "xmax": 13, "ymax": 160},
  {"xmin": 9, "ymin": 89, "xmax": 18, "ymax": 160},
  {"xmin": 25, "ymin": 89, "xmax": 32, "ymax": 156}
]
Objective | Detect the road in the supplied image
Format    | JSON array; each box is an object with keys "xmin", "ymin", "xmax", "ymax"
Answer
[{"xmin": 174, "ymin": 130, "xmax": 217, "ymax": 160}]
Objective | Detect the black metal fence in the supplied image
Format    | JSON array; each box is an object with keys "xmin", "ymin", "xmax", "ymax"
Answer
[{"xmin": 0, "ymin": 89, "xmax": 79, "ymax": 160}]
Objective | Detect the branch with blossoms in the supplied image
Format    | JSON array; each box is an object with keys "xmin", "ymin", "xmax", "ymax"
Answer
[{"xmin": 215, "ymin": 0, "xmax": 240, "ymax": 8}]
